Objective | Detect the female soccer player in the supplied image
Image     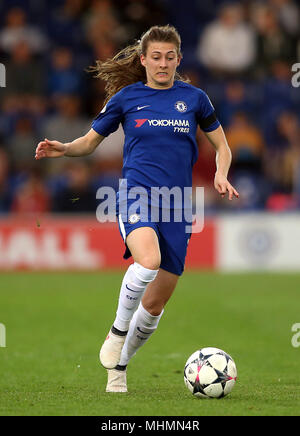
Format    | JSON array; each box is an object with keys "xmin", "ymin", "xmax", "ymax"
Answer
[{"xmin": 35, "ymin": 25, "xmax": 239, "ymax": 393}]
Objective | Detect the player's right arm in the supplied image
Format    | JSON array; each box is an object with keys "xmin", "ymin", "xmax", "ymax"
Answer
[{"xmin": 35, "ymin": 128, "xmax": 104, "ymax": 160}]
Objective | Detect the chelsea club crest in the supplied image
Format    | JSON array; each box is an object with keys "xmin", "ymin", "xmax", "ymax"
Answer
[
  {"xmin": 175, "ymin": 101, "xmax": 187, "ymax": 113},
  {"xmin": 128, "ymin": 214, "xmax": 140, "ymax": 224}
]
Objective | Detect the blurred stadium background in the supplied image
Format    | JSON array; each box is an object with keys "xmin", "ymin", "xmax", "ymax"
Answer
[
  {"xmin": 0, "ymin": 0, "xmax": 300, "ymax": 272},
  {"xmin": 1, "ymin": 0, "xmax": 300, "ymax": 418}
]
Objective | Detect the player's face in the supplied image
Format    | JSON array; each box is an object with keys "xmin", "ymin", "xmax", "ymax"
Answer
[{"xmin": 140, "ymin": 41, "xmax": 181, "ymax": 89}]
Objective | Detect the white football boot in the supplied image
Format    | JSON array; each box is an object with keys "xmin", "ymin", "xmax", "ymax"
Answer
[
  {"xmin": 99, "ymin": 329, "xmax": 127, "ymax": 369},
  {"xmin": 106, "ymin": 368, "xmax": 127, "ymax": 393}
]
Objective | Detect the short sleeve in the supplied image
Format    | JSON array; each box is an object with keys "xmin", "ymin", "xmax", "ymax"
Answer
[
  {"xmin": 196, "ymin": 90, "xmax": 220, "ymax": 132},
  {"xmin": 92, "ymin": 92, "xmax": 123, "ymax": 137}
]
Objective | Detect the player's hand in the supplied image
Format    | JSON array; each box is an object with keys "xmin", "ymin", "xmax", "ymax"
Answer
[
  {"xmin": 214, "ymin": 173, "xmax": 239, "ymax": 200},
  {"xmin": 35, "ymin": 138, "xmax": 67, "ymax": 160}
]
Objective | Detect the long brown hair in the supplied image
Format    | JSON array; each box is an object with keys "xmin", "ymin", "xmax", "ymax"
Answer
[{"xmin": 89, "ymin": 25, "xmax": 189, "ymax": 105}]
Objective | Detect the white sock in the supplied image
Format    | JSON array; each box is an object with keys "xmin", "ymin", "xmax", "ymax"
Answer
[
  {"xmin": 113, "ymin": 262, "xmax": 158, "ymax": 332},
  {"xmin": 118, "ymin": 302, "xmax": 164, "ymax": 366}
]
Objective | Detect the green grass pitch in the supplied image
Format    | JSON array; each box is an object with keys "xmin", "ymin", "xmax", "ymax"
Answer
[{"xmin": 0, "ymin": 271, "xmax": 299, "ymax": 416}]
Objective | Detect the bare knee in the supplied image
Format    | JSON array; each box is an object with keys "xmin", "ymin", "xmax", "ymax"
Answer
[
  {"xmin": 136, "ymin": 253, "xmax": 161, "ymax": 271},
  {"xmin": 142, "ymin": 299, "xmax": 164, "ymax": 316},
  {"xmin": 126, "ymin": 227, "xmax": 161, "ymax": 271},
  {"xmin": 142, "ymin": 290, "xmax": 166, "ymax": 316},
  {"xmin": 141, "ymin": 269, "xmax": 179, "ymax": 316}
]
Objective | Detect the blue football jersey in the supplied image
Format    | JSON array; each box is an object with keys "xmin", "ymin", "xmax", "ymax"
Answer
[{"xmin": 92, "ymin": 80, "xmax": 220, "ymax": 191}]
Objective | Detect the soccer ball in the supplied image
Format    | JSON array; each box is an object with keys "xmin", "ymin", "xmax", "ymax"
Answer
[{"xmin": 184, "ymin": 347, "xmax": 237, "ymax": 398}]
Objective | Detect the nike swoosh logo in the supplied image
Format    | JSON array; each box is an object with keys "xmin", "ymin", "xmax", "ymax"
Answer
[
  {"xmin": 137, "ymin": 105, "xmax": 150, "ymax": 111},
  {"xmin": 126, "ymin": 284, "xmax": 141, "ymax": 293}
]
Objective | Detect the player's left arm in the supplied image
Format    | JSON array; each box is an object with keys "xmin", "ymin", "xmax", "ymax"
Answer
[{"xmin": 205, "ymin": 125, "xmax": 239, "ymax": 200}]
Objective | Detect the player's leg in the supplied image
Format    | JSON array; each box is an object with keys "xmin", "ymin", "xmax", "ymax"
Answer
[
  {"xmin": 116, "ymin": 219, "xmax": 188, "ymax": 371},
  {"xmin": 117, "ymin": 268, "xmax": 179, "ymax": 368},
  {"xmin": 105, "ymin": 268, "xmax": 179, "ymax": 392},
  {"xmin": 142, "ymin": 267, "xmax": 179, "ymax": 315},
  {"xmin": 100, "ymin": 226, "xmax": 161, "ymax": 370},
  {"xmin": 114, "ymin": 226, "xmax": 161, "ymax": 330}
]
